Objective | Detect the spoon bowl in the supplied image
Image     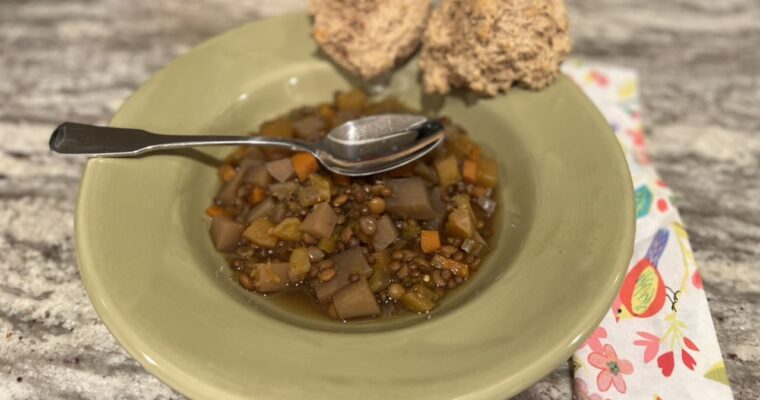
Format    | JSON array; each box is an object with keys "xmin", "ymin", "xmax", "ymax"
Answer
[{"xmin": 49, "ymin": 114, "xmax": 445, "ymax": 176}]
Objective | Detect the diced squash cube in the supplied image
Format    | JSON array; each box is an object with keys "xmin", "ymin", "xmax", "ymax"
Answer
[{"xmin": 243, "ymin": 217, "xmax": 278, "ymax": 248}]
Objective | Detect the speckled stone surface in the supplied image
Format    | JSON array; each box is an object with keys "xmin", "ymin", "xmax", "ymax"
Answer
[{"xmin": 0, "ymin": 1, "xmax": 757, "ymax": 399}]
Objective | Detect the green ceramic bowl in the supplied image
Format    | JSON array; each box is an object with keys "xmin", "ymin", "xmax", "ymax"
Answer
[{"xmin": 76, "ymin": 12, "xmax": 634, "ymax": 400}]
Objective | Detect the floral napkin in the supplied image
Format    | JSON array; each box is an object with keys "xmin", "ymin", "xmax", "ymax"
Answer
[{"xmin": 560, "ymin": 60, "xmax": 734, "ymax": 399}]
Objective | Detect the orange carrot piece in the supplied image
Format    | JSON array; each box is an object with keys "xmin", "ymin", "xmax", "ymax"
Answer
[
  {"xmin": 205, "ymin": 205, "xmax": 227, "ymax": 218},
  {"xmin": 462, "ymin": 160, "xmax": 478, "ymax": 183},
  {"xmin": 249, "ymin": 186, "xmax": 266, "ymax": 205},
  {"xmin": 292, "ymin": 152, "xmax": 319, "ymax": 181},
  {"xmin": 420, "ymin": 230, "xmax": 442, "ymax": 253},
  {"xmin": 218, "ymin": 163, "xmax": 237, "ymax": 182}
]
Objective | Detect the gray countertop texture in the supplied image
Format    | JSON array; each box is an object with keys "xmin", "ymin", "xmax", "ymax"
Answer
[{"xmin": 0, "ymin": 0, "xmax": 757, "ymax": 399}]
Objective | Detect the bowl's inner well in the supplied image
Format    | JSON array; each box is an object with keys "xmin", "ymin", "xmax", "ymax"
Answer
[{"xmin": 176, "ymin": 63, "xmax": 535, "ymax": 332}]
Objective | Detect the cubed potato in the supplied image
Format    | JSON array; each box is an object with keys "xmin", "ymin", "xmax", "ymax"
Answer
[
  {"xmin": 311, "ymin": 247, "xmax": 372, "ymax": 303},
  {"xmin": 372, "ymin": 215, "xmax": 398, "ymax": 251},
  {"xmin": 210, "ymin": 216, "xmax": 244, "ymax": 252},
  {"xmin": 251, "ymin": 262, "xmax": 290, "ymax": 292},
  {"xmin": 299, "ymin": 202, "xmax": 337, "ymax": 239},
  {"xmin": 332, "ymin": 278, "xmax": 380, "ymax": 319},
  {"xmin": 385, "ymin": 178, "xmax": 437, "ymax": 219},
  {"xmin": 265, "ymin": 158, "xmax": 295, "ymax": 183}
]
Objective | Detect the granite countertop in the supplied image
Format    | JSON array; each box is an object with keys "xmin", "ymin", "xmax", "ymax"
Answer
[{"xmin": 1, "ymin": 0, "xmax": 757, "ymax": 398}]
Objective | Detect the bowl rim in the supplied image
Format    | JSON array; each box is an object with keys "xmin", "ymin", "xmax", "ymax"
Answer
[{"xmin": 75, "ymin": 11, "xmax": 635, "ymax": 400}]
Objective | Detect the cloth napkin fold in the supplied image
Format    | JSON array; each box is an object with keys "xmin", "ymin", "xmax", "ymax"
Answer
[{"xmin": 561, "ymin": 60, "xmax": 734, "ymax": 400}]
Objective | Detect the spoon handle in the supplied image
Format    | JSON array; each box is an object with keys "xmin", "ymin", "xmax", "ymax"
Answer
[{"xmin": 49, "ymin": 122, "xmax": 313, "ymax": 157}]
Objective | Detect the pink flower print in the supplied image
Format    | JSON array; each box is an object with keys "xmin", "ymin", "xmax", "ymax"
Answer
[
  {"xmin": 682, "ymin": 349, "xmax": 697, "ymax": 370},
  {"xmin": 657, "ymin": 198, "xmax": 669, "ymax": 213},
  {"xmin": 683, "ymin": 336, "xmax": 700, "ymax": 352},
  {"xmin": 633, "ymin": 331, "xmax": 660, "ymax": 363},
  {"xmin": 692, "ymin": 270, "xmax": 703, "ymax": 289},
  {"xmin": 584, "ymin": 327, "xmax": 608, "ymax": 353},
  {"xmin": 657, "ymin": 351, "xmax": 675, "ymax": 377},
  {"xmin": 589, "ymin": 70, "xmax": 609, "ymax": 87},
  {"xmin": 574, "ymin": 378, "xmax": 604, "ymax": 400},
  {"xmin": 588, "ymin": 344, "xmax": 634, "ymax": 393}
]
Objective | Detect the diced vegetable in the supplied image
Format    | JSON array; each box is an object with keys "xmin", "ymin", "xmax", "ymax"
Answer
[
  {"xmin": 413, "ymin": 162, "xmax": 437, "ymax": 183},
  {"xmin": 462, "ymin": 160, "xmax": 478, "ymax": 184},
  {"xmin": 400, "ymin": 284, "xmax": 438, "ymax": 313},
  {"xmin": 299, "ymin": 202, "xmax": 337, "ymax": 239},
  {"xmin": 292, "ymin": 152, "xmax": 319, "ymax": 181},
  {"xmin": 434, "ymin": 154, "xmax": 461, "ymax": 187},
  {"xmin": 460, "ymin": 238, "xmax": 483, "ymax": 255},
  {"xmin": 431, "ymin": 255, "xmax": 470, "ymax": 278},
  {"xmin": 311, "ymin": 247, "xmax": 372, "ymax": 303},
  {"xmin": 332, "ymin": 278, "xmax": 381, "ymax": 319},
  {"xmin": 420, "ymin": 230, "xmax": 441, "ymax": 253},
  {"xmin": 372, "ymin": 215, "xmax": 398, "ymax": 251},
  {"xmin": 317, "ymin": 233, "xmax": 338, "ymax": 254},
  {"xmin": 335, "ymin": 89, "xmax": 367, "ymax": 112},
  {"xmin": 368, "ymin": 250, "xmax": 392, "ymax": 293},
  {"xmin": 476, "ymin": 158, "xmax": 498, "ymax": 188},
  {"xmin": 298, "ymin": 174, "xmax": 331, "ymax": 207},
  {"xmin": 292, "ymin": 115, "xmax": 325, "ymax": 141},
  {"xmin": 210, "ymin": 216, "xmax": 244, "ymax": 252},
  {"xmin": 205, "ymin": 205, "xmax": 228, "ymax": 218},
  {"xmin": 385, "ymin": 178, "xmax": 437, "ymax": 219},
  {"xmin": 248, "ymin": 186, "xmax": 266, "ymax": 205},
  {"xmin": 447, "ymin": 133, "xmax": 482, "ymax": 161},
  {"xmin": 246, "ymin": 198, "xmax": 274, "ymax": 223},
  {"xmin": 265, "ymin": 158, "xmax": 295, "ymax": 183},
  {"xmin": 218, "ymin": 163, "xmax": 236, "ymax": 182},
  {"xmin": 240, "ymin": 158, "xmax": 272, "ymax": 188},
  {"xmin": 288, "ymin": 247, "xmax": 312, "ymax": 282},
  {"xmin": 216, "ymin": 171, "xmax": 244, "ymax": 206},
  {"xmin": 243, "ymin": 217, "xmax": 278, "ymax": 248},
  {"xmin": 269, "ymin": 181, "xmax": 299, "ymax": 200},
  {"xmin": 445, "ymin": 194, "xmax": 478, "ymax": 238},
  {"xmin": 251, "ymin": 262, "xmax": 290, "ymax": 292},
  {"xmin": 260, "ymin": 117, "xmax": 294, "ymax": 138},
  {"xmin": 269, "ymin": 202, "xmax": 287, "ymax": 224},
  {"xmin": 272, "ymin": 217, "xmax": 302, "ymax": 242},
  {"xmin": 445, "ymin": 208, "xmax": 474, "ymax": 238}
]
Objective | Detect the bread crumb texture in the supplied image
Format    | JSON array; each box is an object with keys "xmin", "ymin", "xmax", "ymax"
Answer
[
  {"xmin": 310, "ymin": 0, "xmax": 432, "ymax": 80},
  {"xmin": 420, "ymin": 0, "xmax": 571, "ymax": 96}
]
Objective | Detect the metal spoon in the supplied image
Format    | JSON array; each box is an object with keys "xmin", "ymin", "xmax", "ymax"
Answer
[{"xmin": 49, "ymin": 114, "xmax": 444, "ymax": 176}]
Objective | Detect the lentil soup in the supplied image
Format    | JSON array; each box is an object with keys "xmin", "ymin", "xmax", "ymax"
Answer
[{"xmin": 206, "ymin": 89, "xmax": 500, "ymax": 321}]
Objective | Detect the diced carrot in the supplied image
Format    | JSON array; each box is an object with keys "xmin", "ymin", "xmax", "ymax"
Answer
[
  {"xmin": 205, "ymin": 205, "xmax": 228, "ymax": 218},
  {"xmin": 462, "ymin": 160, "xmax": 478, "ymax": 183},
  {"xmin": 249, "ymin": 186, "xmax": 266, "ymax": 205},
  {"xmin": 332, "ymin": 173, "xmax": 352, "ymax": 186},
  {"xmin": 420, "ymin": 230, "xmax": 442, "ymax": 253},
  {"xmin": 292, "ymin": 152, "xmax": 319, "ymax": 181},
  {"xmin": 218, "ymin": 164, "xmax": 237, "ymax": 182}
]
